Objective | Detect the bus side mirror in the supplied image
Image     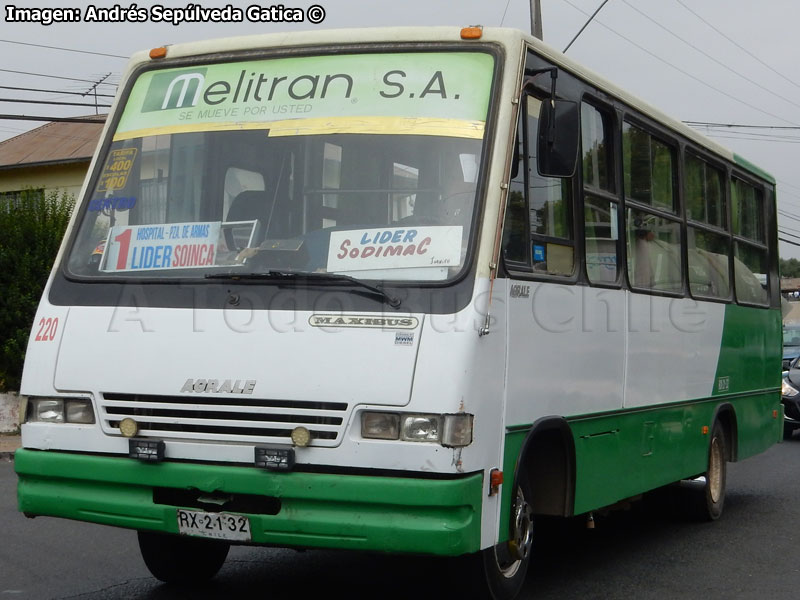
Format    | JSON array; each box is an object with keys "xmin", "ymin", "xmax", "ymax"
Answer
[{"xmin": 537, "ymin": 99, "xmax": 579, "ymax": 178}]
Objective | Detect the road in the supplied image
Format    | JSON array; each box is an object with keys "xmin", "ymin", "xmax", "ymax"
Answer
[{"xmin": 2, "ymin": 438, "xmax": 799, "ymax": 599}]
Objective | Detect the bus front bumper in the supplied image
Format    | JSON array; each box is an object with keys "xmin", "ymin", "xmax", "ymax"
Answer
[{"xmin": 15, "ymin": 449, "xmax": 483, "ymax": 556}]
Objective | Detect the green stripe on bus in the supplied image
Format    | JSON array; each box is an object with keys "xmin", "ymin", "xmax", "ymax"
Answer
[
  {"xmin": 733, "ymin": 153, "xmax": 776, "ymax": 184},
  {"xmin": 713, "ymin": 303, "xmax": 782, "ymax": 396},
  {"xmin": 500, "ymin": 390, "xmax": 781, "ymax": 533}
]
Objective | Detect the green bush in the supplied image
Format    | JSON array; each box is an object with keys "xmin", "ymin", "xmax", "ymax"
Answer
[{"xmin": 0, "ymin": 189, "xmax": 74, "ymax": 391}]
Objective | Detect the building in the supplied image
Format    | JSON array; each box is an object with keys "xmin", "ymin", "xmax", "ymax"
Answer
[{"xmin": 0, "ymin": 116, "xmax": 105, "ymax": 202}]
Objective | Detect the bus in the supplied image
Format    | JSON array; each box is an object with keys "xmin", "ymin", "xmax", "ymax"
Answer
[{"xmin": 15, "ymin": 26, "xmax": 782, "ymax": 599}]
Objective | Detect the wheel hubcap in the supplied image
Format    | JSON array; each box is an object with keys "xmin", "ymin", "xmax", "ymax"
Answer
[{"xmin": 494, "ymin": 485, "xmax": 534, "ymax": 578}]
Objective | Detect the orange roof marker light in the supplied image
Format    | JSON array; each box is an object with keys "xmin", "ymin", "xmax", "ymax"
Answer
[
  {"xmin": 149, "ymin": 46, "xmax": 168, "ymax": 59},
  {"xmin": 460, "ymin": 26, "xmax": 483, "ymax": 40}
]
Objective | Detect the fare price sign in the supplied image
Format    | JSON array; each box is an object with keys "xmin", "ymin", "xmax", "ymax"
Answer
[
  {"xmin": 327, "ymin": 226, "xmax": 462, "ymax": 273},
  {"xmin": 100, "ymin": 221, "xmax": 221, "ymax": 272},
  {"xmin": 97, "ymin": 148, "xmax": 138, "ymax": 192}
]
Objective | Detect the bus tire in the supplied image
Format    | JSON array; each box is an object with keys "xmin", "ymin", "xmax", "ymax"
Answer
[
  {"xmin": 481, "ymin": 470, "xmax": 534, "ymax": 600},
  {"xmin": 688, "ymin": 421, "xmax": 727, "ymax": 521},
  {"xmin": 138, "ymin": 531, "xmax": 230, "ymax": 584}
]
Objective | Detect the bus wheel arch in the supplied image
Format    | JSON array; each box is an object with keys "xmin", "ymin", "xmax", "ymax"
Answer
[
  {"xmin": 514, "ymin": 416, "xmax": 577, "ymax": 518},
  {"xmin": 478, "ymin": 418, "xmax": 576, "ymax": 599},
  {"xmin": 712, "ymin": 403, "xmax": 738, "ymax": 462}
]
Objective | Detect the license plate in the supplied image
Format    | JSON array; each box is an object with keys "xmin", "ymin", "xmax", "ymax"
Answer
[{"xmin": 176, "ymin": 509, "xmax": 252, "ymax": 542}]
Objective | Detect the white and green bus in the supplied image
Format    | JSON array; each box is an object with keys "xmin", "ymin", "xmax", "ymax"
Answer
[{"xmin": 15, "ymin": 26, "xmax": 782, "ymax": 599}]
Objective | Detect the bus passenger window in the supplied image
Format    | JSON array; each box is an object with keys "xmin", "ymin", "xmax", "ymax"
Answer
[
  {"xmin": 731, "ymin": 178, "xmax": 768, "ymax": 305},
  {"xmin": 581, "ymin": 103, "xmax": 618, "ymax": 284},
  {"xmin": 585, "ymin": 196, "xmax": 618, "ymax": 283},
  {"xmin": 685, "ymin": 153, "xmax": 730, "ymax": 299},
  {"xmin": 626, "ymin": 209, "xmax": 682, "ymax": 292},
  {"xmin": 623, "ymin": 122, "xmax": 676, "ymax": 213},
  {"xmin": 623, "ymin": 122, "xmax": 681, "ymax": 293}
]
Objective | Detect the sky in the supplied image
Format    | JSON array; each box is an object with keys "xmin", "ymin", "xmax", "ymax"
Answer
[{"xmin": 2, "ymin": 0, "xmax": 800, "ymax": 259}]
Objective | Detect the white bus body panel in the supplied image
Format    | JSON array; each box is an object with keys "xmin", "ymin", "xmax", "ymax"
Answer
[
  {"xmin": 625, "ymin": 293, "xmax": 724, "ymax": 408},
  {"xmin": 504, "ymin": 283, "xmax": 727, "ymax": 424},
  {"xmin": 53, "ymin": 306, "xmax": 420, "ymax": 407},
  {"xmin": 506, "ymin": 282, "xmax": 626, "ymax": 422}
]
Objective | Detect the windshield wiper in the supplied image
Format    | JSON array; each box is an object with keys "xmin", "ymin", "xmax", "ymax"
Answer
[{"xmin": 205, "ymin": 270, "xmax": 401, "ymax": 308}]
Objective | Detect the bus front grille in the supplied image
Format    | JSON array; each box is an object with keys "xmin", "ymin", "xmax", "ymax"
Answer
[{"xmin": 99, "ymin": 393, "xmax": 348, "ymax": 447}]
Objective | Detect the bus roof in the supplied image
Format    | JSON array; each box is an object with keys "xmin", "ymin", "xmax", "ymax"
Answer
[{"xmin": 122, "ymin": 25, "xmax": 774, "ymax": 185}]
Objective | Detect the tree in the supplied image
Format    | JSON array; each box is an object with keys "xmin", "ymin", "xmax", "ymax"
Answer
[
  {"xmin": 0, "ymin": 189, "xmax": 74, "ymax": 391},
  {"xmin": 780, "ymin": 258, "xmax": 800, "ymax": 279}
]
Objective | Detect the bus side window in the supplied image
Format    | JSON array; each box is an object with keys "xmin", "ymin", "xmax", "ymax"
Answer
[
  {"xmin": 623, "ymin": 122, "xmax": 682, "ymax": 293},
  {"xmin": 503, "ymin": 95, "xmax": 575, "ymax": 276},
  {"xmin": 503, "ymin": 118, "xmax": 529, "ymax": 266},
  {"xmin": 731, "ymin": 178, "xmax": 769, "ymax": 305},
  {"xmin": 581, "ymin": 102, "xmax": 619, "ymax": 285},
  {"xmin": 685, "ymin": 153, "xmax": 730, "ymax": 300}
]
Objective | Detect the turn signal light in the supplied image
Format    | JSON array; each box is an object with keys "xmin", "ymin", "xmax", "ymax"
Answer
[
  {"xmin": 460, "ymin": 26, "xmax": 483, "ymax": 40},
  {"xmin": 489, "ymin": 468, "xmax": 503, "ymax": 496},
  {"xmin": 149, "ymin": 46, "xmax": 168, "ymax": 59}
]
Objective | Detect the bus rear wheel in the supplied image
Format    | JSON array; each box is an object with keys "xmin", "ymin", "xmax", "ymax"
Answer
[
  {"xmin": 138, "ymin": 531, "xmax": 230, "ymax": 584},
  {"xmin": 481, "ymin": 472, "xmax": 534, "ymax": 600},
  {"xmin": 687, "ymin": 421, "xmax": 727, "ymax": 521}
]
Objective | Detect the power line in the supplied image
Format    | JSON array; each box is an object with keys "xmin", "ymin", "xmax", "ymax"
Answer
[
  {"xmin": 779, "ymin": 224, "xmax": 800, "ymax": 236},
  {"xmin": 703, "ymin": 132, "xmax": 800, "ymax": 145},
  {"xmin": 0, "ymin": 85, "xmax": 115, "ymax": 98},
  {"xmin": 500, "ymin": 0, "xmax": 513, "ymax": 26},
  {"xmin": 673, "ymin": 0, "xmax": 800, "ymax": 93},
  {"xmin": 779, "ymin": 222, "xmax": 800, "ymax": 235},
  {"xmin": 558, "ymin": 0, "xmax": 800, "ymax": 126},
  {"xmin": 563, "ymin": 0, "xmax": 612, "ymax": 53},
  {"xmin": 0, "ymin": 114, "xmax": 106, "ymax": 124},
  {"xmin": 620, "ymin": 0, "xmax": 800, "ymax": 114},
  {"xmin": 0, "ymin": 98, "xmax": 112, "ymax": 108},
  {"xmin": 684, "ymin": 121, "xmax": 800, "ymax": 130},
  {"xmin": 0, "ymin": 38, "xmax": 127, "ymax": 59},
  {"xmin": 0, "ymin": 68, "xmax": 117, "ymax": 86}
]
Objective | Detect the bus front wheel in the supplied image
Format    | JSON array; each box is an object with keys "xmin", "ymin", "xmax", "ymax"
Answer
[
  {"xmin": 138, "ymin": 531, "xmax": 230, "ymax": 584},
  {"xmin": 481, "ymin": 471, "xmax": 534, "ymax": 600}
]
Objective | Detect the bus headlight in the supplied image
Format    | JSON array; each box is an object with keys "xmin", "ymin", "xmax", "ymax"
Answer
[
  {"xmin": 401, "ymin": 415, "xmax": 440, "ymax": 442},
  {"xmin": 361, "ymin": 412, "xmax": 473, "ymax": 447},
  {"xmin": 29, "ymin": 399, "xmax": 64, "ymax": 423},
  {"xmin": 27, "ymin": 397, "xmax": 95, "ymax": 424},
  {"xmin": 361, "ymin": 412, "xmax": 400, "ymax": 440}
]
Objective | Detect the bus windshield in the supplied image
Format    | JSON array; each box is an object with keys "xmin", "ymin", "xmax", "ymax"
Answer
[{"xmin": 66, "ymin": 50, "xmax": 495, "ymax": 282}]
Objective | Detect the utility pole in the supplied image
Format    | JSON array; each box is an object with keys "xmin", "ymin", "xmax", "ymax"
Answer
[{"xmin": 530, "ymin": 0, "xmax": 543, "ymax": 40}]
